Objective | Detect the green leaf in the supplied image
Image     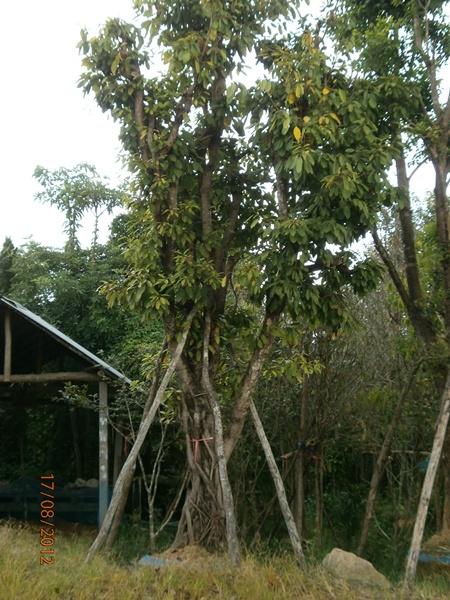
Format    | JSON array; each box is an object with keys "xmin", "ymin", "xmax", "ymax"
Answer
[
  {"xmin": 282, "ymin": 115, "xmax": 291, "ymax": 135},
  {"xmin": 111, "ymin": 52, "xmax": 122, "ymax": 75},
  {"xmin": 226, "ymin": 83, "xmax": 237, "ymax": 105}
]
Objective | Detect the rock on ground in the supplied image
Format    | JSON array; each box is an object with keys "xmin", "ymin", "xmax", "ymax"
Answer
[
  {"xmin": 322, "ymin": 548, "xmax": 391, "ymax": 590},
  {"xmin": 420, "ymin": 529, "xmax": 450, "ymax": 574}
]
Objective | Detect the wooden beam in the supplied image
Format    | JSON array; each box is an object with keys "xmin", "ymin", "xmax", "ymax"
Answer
[
  {"xmin": 3, "ymin": 309, "xmax": 12, "ymax": 382},
  {"xmin": 98, "ymin": 381, "xmax": 109, "ymax": 528},
  {"xmin": 0, "ymin": 372, "xmax": 99, "ymax": 383}
]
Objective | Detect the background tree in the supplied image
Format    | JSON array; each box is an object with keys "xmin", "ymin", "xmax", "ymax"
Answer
[
  {"xmin": 0, "ymin": 237, "xmax": 17, "ymax": 295},
  {"xmin": 326, "ymin": 0, "xmax": 450, "ymax": 586},
  {"xmin": 34, "ymin": 163, "xmax": 123, "ymax": 252}
]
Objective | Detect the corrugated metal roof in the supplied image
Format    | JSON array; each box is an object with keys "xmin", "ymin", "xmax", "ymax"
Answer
[{"xmin": 0, "ymin": 295, "xmax": 130, "ymax": 383}]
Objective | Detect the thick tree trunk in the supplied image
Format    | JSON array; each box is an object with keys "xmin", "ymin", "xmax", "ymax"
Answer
[
  {"xmin": 172, "ymin": 313, "xmax": 277, "ymax": 553},
  {"xmin": 357, "ymin": 361, "xmax": 422, "ymax": 556},
  {"xmin": 172, "ymin": 394, "xmax": 227, "ymax": 550},
  {"xmin": 85, "ymin": 309, "xmax": 195, "ymax": 562},
  {"xmin": 403, "ymin": 370, "xmax": 450, "ymax": 592},
  {"xmin": 250, "ymin": 400, "xmax": 306, "ymax": 567}
]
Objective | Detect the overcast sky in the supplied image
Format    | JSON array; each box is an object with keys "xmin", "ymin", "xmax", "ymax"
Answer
[
  {"xmin": 0, "ymin": 1, "xmax": 440, "ymax": 251},
  {"xmin": 0, "ymin": 1, "xmax": 136, "ymax": 249}
]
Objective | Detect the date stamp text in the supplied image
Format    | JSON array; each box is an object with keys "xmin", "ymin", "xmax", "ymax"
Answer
[{"xmin": 39, "ymin": 474, "xmax": 55, "ymax": 565}]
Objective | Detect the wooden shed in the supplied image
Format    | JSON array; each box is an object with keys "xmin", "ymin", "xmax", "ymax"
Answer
[{"xmin": 0, "ymin": 295, "xmax": 129, "ymax": 526}]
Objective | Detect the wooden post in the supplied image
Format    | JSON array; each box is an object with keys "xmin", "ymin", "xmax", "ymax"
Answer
[
  {"xmin": 3, "ymin": 309, "xmax": 12, "ymax": 382},
  {"xmin": 98, "ymin": 381, "xmax": 109, "ymax": 528}
]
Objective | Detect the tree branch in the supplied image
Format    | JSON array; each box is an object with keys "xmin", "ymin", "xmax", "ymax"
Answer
[
  {"xmin": 372, "ymin": 228, "xmax": 411, "ymax": 309},
  {"xmin": 160, "ymin": 85, "xmax": 196, "ymax": 159},
  {"xmin": 413, "ymin": 3, "xmax": 441, "ymax": 117},
  {"xmin": 224, "ymin": 313, "xmax": 278, "ymax": 461}
]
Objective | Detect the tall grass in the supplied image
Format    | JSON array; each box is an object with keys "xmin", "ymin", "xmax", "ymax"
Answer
[{"xmin": 0, "ymin": 520, "xmax": 448, "ymax": 599}]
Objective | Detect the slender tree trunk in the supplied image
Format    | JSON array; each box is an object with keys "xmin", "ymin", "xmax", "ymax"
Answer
[
  {"xmin": 85, "ymin": 309, "xmax": 195, "ymax": 562},
  {"xmin": 250, "ymin": 400, "xmax": 306, "ymax": 567},
  {"xmin": 104, "ymin": 463, "xmax": 136, "ymax": 551},
  {"xmin": 433, "ymin": 162, "xmax": 450, "ymax": 341},
  {"xmin": 107, "ymin": 350, "xmax": 167, "ymax": 553},
  {"xmin": 148, "ymin": 492, "xmax": 156, "ymax": 553},
  {"xmin": 69, "ymin": 407, "xmax": 83, "ymax": 479},
  {"xmin": 249, "ymin": 458, "xmax": 296, "ymax": 548},
  {"xmin": 83, "ymin": 410, "xmax": 91, "ymax": 474},
  {"xmin": 403, "ymin": 370, "xmax": 450, "ymax": 592},
  {"xmin": 443, "ymin": 458, "xmax": 450, "ymax": 531},
  {"xmin": 433, "ymin": 157, "xmax": 450, "ymax": 532},
  {"xmin": 357, "ymin": 361, "xmax": 422, "ymax": 555},
  {"xmin": 295, "ymin": 380, "xmax": 308, "ymax": 538},
  {"xmin": 396, "ymin": 153, "xmax": 423, "ymax": 305},
  {"xmin": 315, "ymin": 445, "xmax": 324, "ymax": 546},
  {"xmin": 433, "ymin": 468, "xmax": 443, "ymax": 533},
  {"xmin": 137, "ymin": 423, "xmax": 166, "ymax": 554}
]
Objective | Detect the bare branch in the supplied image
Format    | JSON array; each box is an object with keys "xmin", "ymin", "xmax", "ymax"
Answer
[
  {"xmin": 413, "ymin": 4, "xmax": 441, "ymax": 117},
  {"xmin": 372, "ymin": 228, "xmax": 411, "ymax": 309},
  {"xmin": 224, "ymin": 313, "xmax": 278, "ymax": 461},
  {"xmin": 407, "ymin": 157, "xmax": 428, "ymax": 182}
]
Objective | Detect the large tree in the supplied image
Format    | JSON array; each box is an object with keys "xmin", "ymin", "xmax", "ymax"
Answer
[{"xmin": 79, "ymin": 0, "xmax": 394, "ymax": 556}]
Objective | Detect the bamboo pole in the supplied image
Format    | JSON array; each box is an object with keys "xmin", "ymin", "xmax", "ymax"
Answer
[
  {"xmin": 250, "ymin": 399, "xmax": 306, "ymax": 567},
  {"xmin": 85, "ymin": 308, "xmax": 196, "ymax": 562},
  {"xmin": 403, "ymin": 370, "xmax": 450, "ymax": 592}
]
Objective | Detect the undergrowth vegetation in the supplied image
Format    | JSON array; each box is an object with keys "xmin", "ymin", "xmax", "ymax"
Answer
[{"xmin": 0, "ymin": 521, "xmax": 448, "ymax": 600}]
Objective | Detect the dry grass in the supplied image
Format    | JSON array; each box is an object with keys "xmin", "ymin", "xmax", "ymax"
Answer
[{"xmin": 0, "ymin": 520, "xmax": 448, "ymax": 600}]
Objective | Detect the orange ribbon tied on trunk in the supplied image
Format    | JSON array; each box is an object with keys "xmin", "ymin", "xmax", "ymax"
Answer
[{"xmin": 191, "ymin": 436, "xmax": 213, "ymax": 462}]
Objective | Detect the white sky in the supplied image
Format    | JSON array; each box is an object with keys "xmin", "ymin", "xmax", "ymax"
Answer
[
  {"xmin": 0, "ymin": 1, "xmax": 136, "ymax": 249},
  {"xmin": 0, "ymin": 0, "xmax": 440, "ymax": 251}
]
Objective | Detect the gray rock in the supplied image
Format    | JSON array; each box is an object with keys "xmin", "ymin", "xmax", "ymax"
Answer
[
  {"xmin": 322, "ymin": 548, "xmax": 391, "ymax": 590},
  {"xmin": 138, "ymin": 554, "xmax": 170, "ymax": 568},
  {"xmin": 65, "ymin": 477, "xmax": 98, "ymax": 489},
  {"xmin": 84, "ymin": 478, "xmax": 99, "ymax": 488}
]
